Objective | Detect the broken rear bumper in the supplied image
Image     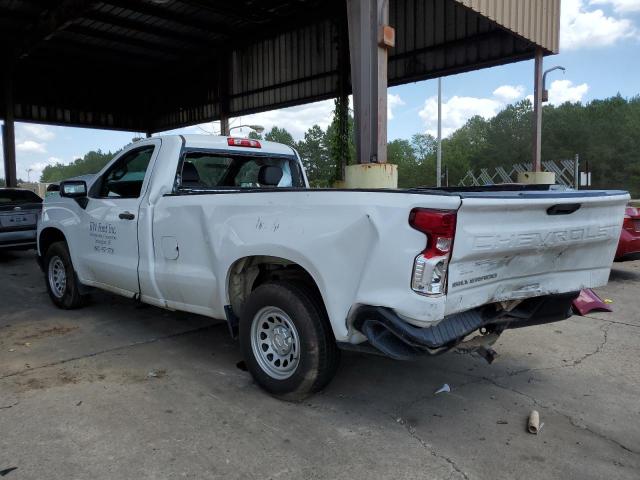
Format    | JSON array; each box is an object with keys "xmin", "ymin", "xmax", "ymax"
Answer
[{"xmin": 351, "ymin": 291, "xmax": 579, "ymax": 360}]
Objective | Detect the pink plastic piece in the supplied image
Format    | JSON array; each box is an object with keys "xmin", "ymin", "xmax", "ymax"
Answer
[{"xmin": 572, "ymin": 288, "xmax": 612, "ymax": 315}]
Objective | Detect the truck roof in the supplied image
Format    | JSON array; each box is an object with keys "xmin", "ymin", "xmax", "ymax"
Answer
[{"xmin": 176, "ymin": 134, "xmax": 297, "ymax": 156}]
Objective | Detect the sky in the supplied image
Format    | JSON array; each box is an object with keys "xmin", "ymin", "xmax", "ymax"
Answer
[{"xmin": 2, "ymin": 0, "xmax": 640, "ymax": 182}]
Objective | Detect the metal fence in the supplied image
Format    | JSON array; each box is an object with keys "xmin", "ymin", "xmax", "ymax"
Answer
[{"xmin": 458, "ymin": 160, "xmax": 577, "ymax": 187}]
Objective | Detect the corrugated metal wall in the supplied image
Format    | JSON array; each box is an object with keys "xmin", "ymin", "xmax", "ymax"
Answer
[
  {"xmin": 228, "ymin": 19, "xmax": 340, "ymax": 116},
  {"xmin": 8, "ymin": 0, "xmax": 559, "ymax": 132},
  {"xmin": 153, "ymin": 0, "xmax": 544, "ymax": 131},
  {"xmin": 457, "ymin": 0, "xmax": 560, "ymax": 53}
]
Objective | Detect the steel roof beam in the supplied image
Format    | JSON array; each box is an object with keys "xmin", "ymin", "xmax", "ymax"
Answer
[
  {"xmin": 15, "ymin": 0, "xmax": 100, "ymax": 60},
  {"xmin": 102, "ymin": 0, "xmax": 237, "ymax": 37},
  {"xmin": 84, "ymin": 10, "xmax": 218, "ymax": 47},
  {"xmin": 64, "ymin": 23, "xmax": 187, "ymax": 57}
]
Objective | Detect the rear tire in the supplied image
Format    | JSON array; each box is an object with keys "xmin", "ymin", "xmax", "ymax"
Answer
[
  {"xmin": 44, "ymin": 241, "xmax": 86, "ymax": 309},
  {"xmin": 239, "ymin": 281, "xmax": 340, "ymax": 401}
]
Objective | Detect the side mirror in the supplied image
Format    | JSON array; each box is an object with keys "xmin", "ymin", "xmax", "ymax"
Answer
[{"xmin": 60, "ymin": 180, "xmax": 87, "ymax": 198}]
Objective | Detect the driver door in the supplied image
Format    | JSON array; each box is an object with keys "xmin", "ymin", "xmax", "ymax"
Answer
[{"xmin": 80, "ymin": 144, "xmax": 156, "ymax": 294}]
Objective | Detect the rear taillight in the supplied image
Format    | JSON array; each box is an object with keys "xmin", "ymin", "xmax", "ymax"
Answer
[
  {"xmin": 623, "ymin": 215, "xmax": 635, "ymax": 232},
  {"xmin": 409, "ymin": 208, "xmax": 457, "ymax": 296},
  {"xmin": 227, "ymin": 137, "xmax": 261, "ymax": 148}
]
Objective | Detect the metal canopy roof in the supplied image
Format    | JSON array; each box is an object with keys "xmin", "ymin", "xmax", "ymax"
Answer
[{"xmin": 0, "ymin": 0, "xmax": 558, "ymax": 133}]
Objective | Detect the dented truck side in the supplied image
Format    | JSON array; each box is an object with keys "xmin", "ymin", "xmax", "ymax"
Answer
[{"xmin": 37, "ymin": 135, "xmax": 630, "ymax": 399}]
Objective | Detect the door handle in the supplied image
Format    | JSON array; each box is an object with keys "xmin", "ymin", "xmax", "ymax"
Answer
[{"xmin": 119, "ymin": 211, "xmax": 135, "ymax": 220}]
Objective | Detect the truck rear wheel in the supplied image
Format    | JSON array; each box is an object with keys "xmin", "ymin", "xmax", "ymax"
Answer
[
  {"xmin": 44, "ymin": 241, "xmax": 86, "ymax": 309},
  {"xmin": 239, "ymin": 281, "xmax": 340, "ymax": 401}
]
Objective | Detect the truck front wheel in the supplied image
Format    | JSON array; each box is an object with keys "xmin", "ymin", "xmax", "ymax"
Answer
[
  {"xmin": 44, "ymin": 241, "xmax": 86, "ymax": 309},
  {"xmin": 239, "ymin": 281, "xmax": 340, "ymax": 401}
]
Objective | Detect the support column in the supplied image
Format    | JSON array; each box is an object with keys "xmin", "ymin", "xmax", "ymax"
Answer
[
  {"xmin": 218, "ymin": 54, "xmax": 231, "ymax": 136},
  {"xmin": 346, "ymin": 0, "xmax": 387, "ymax": 164},
  {"xmin": 436, "ymin": 78, "xmax": 442, "ymax": 187},
  {"xmin": 345, "ymin": 0, "xmax": 397, "ymax": 188},
  {"xmin": 2, "ymin": 69, "xmax": 17, "ymax": 187},
  {"xmin": 532, "ymin": 47, "xmax": 543, "ymax": 172},
  {"xmin": 519, "ymin": 47, "xmax": 554, "ymax": 185},
  {"xmin": 334, "ymin": 15, "xmax": 350, "ymax": 186},
  {"xmin": 219, "ymin": 112, "xmax": 229, "ymax": 136}
]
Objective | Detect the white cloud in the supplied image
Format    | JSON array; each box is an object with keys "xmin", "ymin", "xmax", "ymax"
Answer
[
  {"xmin": 170, "ymin": 94, "xmax": 402, "ymax": 141},
  {"xmin": 547, "ymin": 79, "xmax": 589, "ymax": 104},
  {"xmin": 28, "ymin": 162, "xmax": 51, "ymax": 173},
  {"xmin": 561, "ymin": 0, "xmax": 637, "ymax": 50},
  {"xmin": 387, "ymin": 93, "xmax": 405, "ymax": 120},
  {"xmin": 419, "ymin": 96, "xmax": 503, "ymax": 137},
  {"xmin": 418, "ymin": 80, "xmax": 589, "ymax": 137},
  {"xmin": 177, "ymin": 100, "xmax": 340, "ymax": 140},
  {"xmin": 493, "ymin": 85, "xmax": 525, "ymax": 102},
  {"xmin": 30, "ymin": 157, "xmax": 60, "ymax": 171},
  {"xmin": 418, "ymin": 86, "xmax": 525, "ymax": 137},
  {"xmin": 20, "ymin": 124, "xmax": 55, "ymax": 142},
  {"xmin": 238, "ymin": 100, "xmax": 337, "ymax": 140},
  {"xmin": 16, "ymin": 140, "xmax": 46, "ymax": 154},
  {"xmin": 590, "ymin": 0, "xmax": 640, "ymax": 13}
]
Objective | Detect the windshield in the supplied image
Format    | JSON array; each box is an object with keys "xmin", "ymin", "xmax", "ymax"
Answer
[
  {"xmin": 178, "ymin": 152, "xmax": 305, "ymax": 190},
  {"xmin": 0, "ymin": 189, "xmax": 42, "ymax": 204}
]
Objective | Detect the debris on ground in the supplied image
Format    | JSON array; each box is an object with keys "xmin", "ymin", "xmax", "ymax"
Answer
[
  {"xmin": 603, "ymin": 298, "xmax": 614, "ymax": 304},
  {"xmin": 0, "ymin": 467, "xmax": 18, "ymax": 476},
  {"xmin": 496, "ymin": 420, "xmax": 508, "ymax": 425},
  {"xmin": 434, "ymin": 383, "xmax": 451, "ymax": 395},
  {"xmin": 147, "ymin": 369, "xmax": 167, "ymax": 379},
  {"xmin": 527, "ymin": 410, "xmax": 541, "ymax": 434},
  {"xmin": 572, "ymin": 289, "xmax": 613, "ymax": 315}
]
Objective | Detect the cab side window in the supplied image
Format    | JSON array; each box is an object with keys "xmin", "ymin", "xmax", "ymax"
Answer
[{"xmin": 93, "ymin": 146, "xmax": 154, "ymax": 198}]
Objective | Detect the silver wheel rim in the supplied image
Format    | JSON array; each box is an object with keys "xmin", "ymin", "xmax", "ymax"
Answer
[
  {"xmin": 48, "ymin": 256, "xmax": 67, "ymax": 298},
  {"xmin": 250, "ymin": 306, "xmax": 300, "ymax": 380}
]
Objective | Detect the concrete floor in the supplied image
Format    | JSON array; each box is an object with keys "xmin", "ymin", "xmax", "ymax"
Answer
[{"xmin": 0, "ymin": 251, "xmax": 639, "ymax": 480}]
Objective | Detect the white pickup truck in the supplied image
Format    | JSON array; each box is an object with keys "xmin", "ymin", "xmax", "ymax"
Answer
[{"xmin": 38, "ymin": 135, "xmax": 629, "ymax": 399}]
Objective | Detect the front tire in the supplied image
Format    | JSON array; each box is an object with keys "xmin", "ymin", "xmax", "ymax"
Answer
[
  {"xmin": 239, "ymin": 281, "xmax": 340, "ymax": 401},
  {"xmin": 44, "ymin": 241, "xmax": 86, "ymax": 309}
]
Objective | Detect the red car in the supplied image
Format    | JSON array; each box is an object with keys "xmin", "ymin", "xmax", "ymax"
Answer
[{"xmin": 615, "ymin": 206, "xmax": 640, "ymax": 261}]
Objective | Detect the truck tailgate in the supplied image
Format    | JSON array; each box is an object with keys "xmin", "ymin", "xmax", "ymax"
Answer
[{"xmin": 445, "ymin": 191, "xmax": 629, "ymax": 316}]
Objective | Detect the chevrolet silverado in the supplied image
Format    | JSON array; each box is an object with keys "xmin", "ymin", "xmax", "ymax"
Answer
[{"xmin": 37, "ymin": 135, "xmax": 629, "ymax": 399}]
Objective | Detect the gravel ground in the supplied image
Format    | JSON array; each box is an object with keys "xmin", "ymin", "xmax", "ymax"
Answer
[{"xmin": 1, "ymin": 250, "xmax": 639, "ymax": 479}]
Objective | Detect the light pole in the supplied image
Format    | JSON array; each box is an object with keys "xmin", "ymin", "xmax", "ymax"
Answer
[
  {"xmin": 229, "ymin": 124, "xmax": 265, "ymax": 135},
  {"xmin": 436, "ymin": 77, "xmax": 442, "ymax": 187},
  {"xmin": 27, "ymin": 168, "xmax": 33, "ymax": 183},
  {"xmin": 196, "ymin": 124, "xmax": 265, "ymax": 136},
  {"xmin": 542, "ymin": 65, "xmax": 565, "ymax": 102}
]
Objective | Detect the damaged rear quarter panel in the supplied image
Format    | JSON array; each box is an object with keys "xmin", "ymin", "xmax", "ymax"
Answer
[{"xmin": 150, "ymin": 190, "xmax": 461, "ymax": 341}]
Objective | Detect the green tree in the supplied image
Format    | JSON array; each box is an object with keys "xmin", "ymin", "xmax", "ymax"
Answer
[
  {"xmin": 40, "ymin": 150, "xmax": 117, "ymax": 183},
  {"xmin": 411, "ymin": 133, "xmax": 437, "ymax": 186},
  {"xmin": 440, "ymin": 115, "xmax": 488, "ymax": 185},
  {"xmin": 297, "ymin": 125, "xmax": 335, "ymax": 187},
  {"xmin": 325, "ymin": 97, "xmax": 356, "ymax": 181},
  {"xmin": 265, "ymin": 126, "xmax": 295, "ymax": 147},
  {"xmin": 387, "ymin": 139, "xmax": 421, "ymax": 188}
]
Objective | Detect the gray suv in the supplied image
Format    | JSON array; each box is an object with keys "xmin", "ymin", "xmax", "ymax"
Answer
[{"xmin": 0, "ymin": 188, "xmax": 42, "ymax": 250}]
